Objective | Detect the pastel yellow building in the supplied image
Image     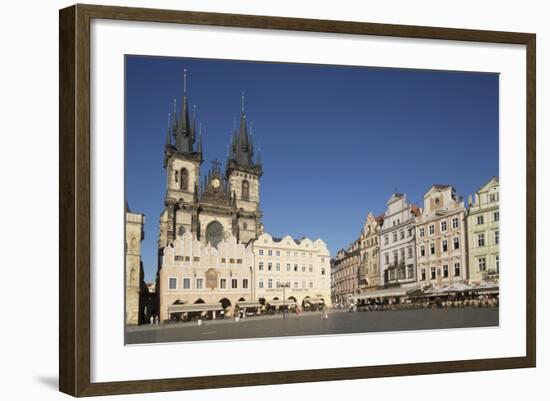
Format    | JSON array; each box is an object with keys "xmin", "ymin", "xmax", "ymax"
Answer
[
  {"xmin": 359, "ymin": 212, "xmax": 384, "ymax": 291},
  {"xmin": 466, "ymin": 177, "xmax": 500, "ymax": 284},
  {"xmin": 253, "ymin": 233, "xmax": 331, "ymax": 309},
  {"xmin": 415, "ymin": 185, "xmax": 467, "ymax": 286}
]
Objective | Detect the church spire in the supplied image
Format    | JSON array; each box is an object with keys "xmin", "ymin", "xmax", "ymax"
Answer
[
  {"xmin": 174, "ymin": 68, "xmax": 195, "ymax": 154},
  {"xmin": 226, "ymin": 92, "xmax": 263, "ymax": 177},
  {"xmin": 165, "ymin": 111, "xmax": 172, "ymax": 147}
]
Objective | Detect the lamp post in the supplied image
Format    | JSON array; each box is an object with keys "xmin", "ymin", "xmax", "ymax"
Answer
[{"xmin": 278, "ymin": 282, "xmax": 290, "ymax": 319}]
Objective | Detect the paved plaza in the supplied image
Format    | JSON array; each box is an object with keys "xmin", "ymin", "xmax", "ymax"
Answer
[{"xmin": 125, "ymin": 307, "xmax": 499, "ymax": 345}]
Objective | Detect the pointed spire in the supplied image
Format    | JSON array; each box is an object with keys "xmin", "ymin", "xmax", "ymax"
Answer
[
  {"xmin": 165, "ymin": 111, "xmax": 172, "ymax": 146},
  {"xmin": 183, "ymin": 68, "xmax": 187, "ymax": 94},
  {"xmin": 197, "ymin": 122, "xmax": 203, "ymax": 155},
  {"xmin": 241, "ymin": 91, "xmax": 245, "ymax": 114}
]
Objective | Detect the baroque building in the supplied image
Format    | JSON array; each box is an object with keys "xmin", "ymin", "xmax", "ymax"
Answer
[
  {"xmin": 252, "ymin": 233, "xmax": 331, "ymax": 309},
  {"xmin": 359, "ymin": 212, "xmax": 384, "ymax": 291},
  {"xmin": 158, "ymin": 79, "xmax": 262, "ymax": 258},
  {"xmin": 415, "ymin": 185, "xmax": 468, "ymax": 286},
  {"xmin": 379, "ymin": 193, "xmax": 420, "ymax": 289},
  {"xmin": 466, "ymin": 177, "xmax": 500, "ymax": 284},
  {"xmin": 125, "ymin": 203, "xmax": 146, "ymax": 325},
  {"xmin": 331, "ymin": 239, "xmax": 361, "ymax": 306}
]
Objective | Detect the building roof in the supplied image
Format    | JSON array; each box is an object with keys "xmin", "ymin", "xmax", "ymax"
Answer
[{"xmin": 410, "ymin": 204, "xmax": 421, "ymax": 217}]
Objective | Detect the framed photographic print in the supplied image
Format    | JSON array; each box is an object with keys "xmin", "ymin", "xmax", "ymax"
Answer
[{"xmin": 59, "ymin": 4, "xmax": 536, "ymax": 397}]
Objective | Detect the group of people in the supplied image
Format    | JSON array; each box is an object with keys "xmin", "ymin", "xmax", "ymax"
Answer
[{"xmin": 351, "ymin": 293, "xmax": 499, "ymax": 312}]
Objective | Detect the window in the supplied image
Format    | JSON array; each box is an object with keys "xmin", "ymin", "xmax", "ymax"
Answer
[
  {"xmin": 407, "ymin": 247, "xmax": 412, "ymax": 259},
  {"xmin": 268, "ymin": 250, "xmax": 272, "ymax": 256},
  {"xmin": 489, "ymin": 193, "xmax": 496, "ymax": 202},
  {"xmin": 453, "ymin": 237, "xmax": 460, "ymax": 249},
  {"xmin": 168, "ymin": 278, "xmax": 177, "ymax": 289},
  {"xmin": 494, "ymin": 211, "xmax": 500, "ymax": 222},
  {"xmin": 180, "ymin": 168, "xmax": 188, "ymax": 191},
  {"xmin": 242, "ymin": 279, "xmax": 248, "ymax": 289},
  {"xmin": 494, "ymin": 230, "xmax": 499, "ymax": 245},
  {"xmin": 384, "ymin": 235, "xmax": 389, "ymax": 245},
  {"xmin": 309, "ymin": 281, "xmax": 314, "ymax": 288},
  {"xmin": 294, "ymin": 264, "xmax": 298, "ymax": 272},
  {"xmin": 400, "ymin": 230, "xmax": 405, "ymax": 240},
  {"xmin": 220, "ymin": 278, "xmax": 226, "ymax": 289},
  {"xmin": 229, "ymin": 258, "xmax": 235, "ymax": 264},
  {"xmin": 175, "ymin": 255, "xmax": 184, "ymax": 261},
  {"xmin": 287, "ymin": 251, "xmax": 291, "ymax": 257},
  {"xmin": 478, "ymin": 257, "xmax": 486, "ymax": 271},
  {"xmin": 321, "ymin": 268, "xmax": 326, "ymax": 275},
  {"xmin": 302, "ymin": 280, "xmax": 306, "ymax": 288},
  {"xmin": 421, "ymin": 269, "xmax": 426, "ymax": 281},
  {"xmin": 309, "ymin": 265, "xmax": 313, "ymax": 272},
  {"xmin": 276, "ymin": 250, "xmax": 280, "ymax": 257},
  {"xmin": 407, "ymin": 265, "xmax": 414, "ymax": 278},
  {"xmin": 419, "ymin": 228, "xmax": 425, "ymax": 237},
  {"xmin": 420, "ymin": 246, "xmax": 425, "ymax": 257},
  {"xmin": 477, "ymin": 215, "xmax": 484, "ymax": 225},
  {"xmin": 302, "ymin": 265, "xmax": 306, "ymax": 272},
  {"xmin": 442, "ymin": 240, "xmax": 448, "ymax": 252},
  {"xmin": 478, "ymin": 233, "xmax": 485, "ymax": 247},
  {"xmin": 294, "ymin": 281, "xmax": 299, "ymax": 289},
  {"xmin": 400, "ymin": 248, "xmax": 405, "ymax": 261},
  {"xmin": 268, "ymin": 278, "xmax": 273, "ymax": 289},
  {"xmin": 258, "ymin": 262, "xmax": 264, "ymax": 270},
  {"xmin": 268, "ymin": 262, "xmax": 272, "ymax": 271},
  {"xmin": 259, "ymin": 249, "xmax": 264, "ymax": 256},
  {"xmin": 242, "ymin": 180, "xmax": 250, "ymax": 201},
  {"xmin": 276, "ymin": 263, "xmax": 280, "ymax": 271},
  {"xmin": 259, "ymin": 279, "xmax": 264, "ymax": 289},
  {"xmin": 496, "ymin": 255, "xmax": 500, "ymax": 272},
  {"xmin": 221, "ymin": 257, "xmax": 226, "ymax": 263},
  {"xmin": 429, "ymin": 225, "xmax": 435, "ymax": 235},
  {"xmin": 452, "ymin": 217, "xmax": 459, "ymax": 229},
  {"xmin": 430, "ymin": 243, "xmax": 435, "ymax": 255},
  {"xmin": 243, "ymin": 222, "xmax": 248, "ymax": 230},
  {"xmin": 443, "ymin": 265, "xmax": 449, "ymax": 278},
  {"xmin": 196, "ymin": 278, "xmax": 203, "ymax": 289},
  {"xmin": 185, "ymin": 256, "xmax": 190, "ymax": 262},
  {"xmin": 393, "ymin": 232, "xmax": 398, "ymax": 242},
  {"xmin": 430, "ymin": 267, "xmax": 436, "ymax": 280},
  {"xmin": 183, "ymin": 278, "xmax": 191, "ymax": 289},
  {"xmin": 385, "ymin": 253, "xmax": 389, "ymax": 264},
  {"xmin": 393, "ymin": 251, "xmax": 398, "ymax": 264},
  {"xmin": 286, "ymin": 263, "xmax": 291, "ymax": 271},
  {"xmin": 441, "ymin": 221, "xmax": 447, "ymax": 231},
  {"xmin": 193, "ymin": 256, "xmax": 200, "ymax": 262},
  {"xmin": 236, "ymin": 258, "xmax": 242, "ymax": 264},
  {"xmin": 399, "ymin": 266, "xmax": 406, "ymax": 280},
  {"xmin": 454, "ymin": 263, "xmax": 461, "ymax": 276}
]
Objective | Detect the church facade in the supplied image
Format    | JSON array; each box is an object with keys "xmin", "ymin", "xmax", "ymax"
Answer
[
  {"xmin": 156, "ymin": 76, "xmax": 265, "ymax": 319},
  {"xmin": 157, "ymin": 84, "xmax": 263, "ymax": 258}
]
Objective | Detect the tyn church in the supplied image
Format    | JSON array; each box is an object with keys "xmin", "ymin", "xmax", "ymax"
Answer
[{"xmin": 157, "ymin": 75, "xmax": 263, "ymax": 263}]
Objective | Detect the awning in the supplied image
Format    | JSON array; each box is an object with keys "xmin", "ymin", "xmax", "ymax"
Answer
[
  {"xmin": 304, "ymin": 298, "xmax": 325, "ymax": 304},
  {"xmin": 267, "ymin": 300, "xmax": 296, "ymax": 306},
  {"xmin": 168, "ymin": 303, "xmax": 223, "ymax": 313},
  {"xmin": 354, "ymin": 288, "xmax": 409, "ymax": 300},
  {"xmin": 236, "ymin": 301, "xmax": 262, "ymax": 308}
]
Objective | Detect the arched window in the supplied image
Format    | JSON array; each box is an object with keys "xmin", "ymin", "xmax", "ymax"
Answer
[
  {"xmin": 206, "ymin": 221, "xmax": 224, "ymax": 249},
  {"xmin": 242, "ymin": 180, "xmax": 250, "ymax": 201},
  {"xmin": 180, "ymin": 168, "xmax": 188, "ymax": 191}
]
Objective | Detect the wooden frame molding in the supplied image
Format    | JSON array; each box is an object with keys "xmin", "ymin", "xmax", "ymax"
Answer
[{"xmin": 59, "ymin": 3, "xmax": 536, "ymax": 397}]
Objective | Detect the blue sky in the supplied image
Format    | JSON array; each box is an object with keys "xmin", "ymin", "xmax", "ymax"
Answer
[{"xmin": 125, "ymin": 56, "xmax": 499, "ymax": 282}]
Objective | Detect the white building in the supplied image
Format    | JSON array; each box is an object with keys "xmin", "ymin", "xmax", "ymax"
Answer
[
  {"xmin": 378, "ymin": 193, "xmax": 420, "ymax": 289},
  {"xmin": 252, "ymin": 233, "xmax": 331, "ymax": 309},
  {"xmin": 158, "ymin": 232, "xmax": 255, "ymax": 321}
]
